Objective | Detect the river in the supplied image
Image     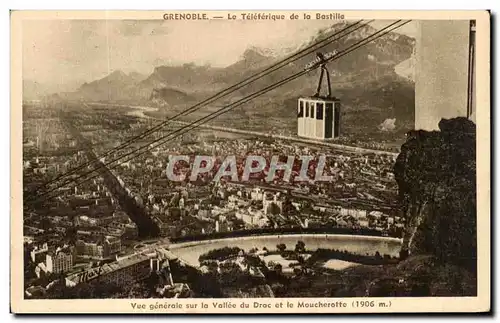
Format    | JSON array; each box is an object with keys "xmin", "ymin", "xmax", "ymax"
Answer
[
  {"xmin": 120, "ymin": 103, "xmax": 398, "ymax": 156},
  {"xmin": 126, "ymin": 106, "xmax": 159, "ymax": 119},
  {"xmin": 168, "ymin": 234, "xmax": 402, "ymax": 267}
]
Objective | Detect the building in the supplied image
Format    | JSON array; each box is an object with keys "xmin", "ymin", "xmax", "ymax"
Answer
[
  {"xmin": 68, "ymin": 253, "xmax": 153, "ymax": 286},
  {"xmin": 358, "ymin": 219, "xmax": 370, "ymax": 228},
  {"xmin": 46, "ymin": 247, "xmax": 75, "ymax": 274},
  {"xmin": 297, "ymin": 97, "xmax": 341, "ymax": 140},
  {"xmin": 97, "ymin": 215, "xmax": 115, "ymax": 226},
  {"xmin": 236, "ymin": 208, "xmax": 269, "ymax": 228},
  {"xmin": 263, "ymin": 193, "xmax": 283, "ymax": 215},
  {"xmin": 75, "ymin": 240, "xmax": 103, "ymax": 259},
  {"xmin": 78, "ymin": 215, "xmax": 98, "ymax": 226},
  {"xmin": 340, "ymin": 208, "xmax": 367, "ymax": 219},
  {"xmin": 123, "ymin": 223, "xmax": 138, "ymax": 239},
  {"xmin": 30, "ymin": 243, "xmax": 48, "ymax": 263},
  {"xmin": 103, "ymin": 235, "xmax": 122, "ymax": 257},
  {"xmin": 250, "ymin": 188, "xmax": 264, "ymax": 201},
  {"xmin": 215, "ymin": 219, "xmax": 232, "ymax": 233},
  {"xmin": 415, "ymin": 20, "xmax": 476, "ymax": 130}
]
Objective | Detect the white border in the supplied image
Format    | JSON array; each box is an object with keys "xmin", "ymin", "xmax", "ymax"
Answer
[{"xmin": 3, "ymin": 1, "xmax": 498, "ymax": 323}]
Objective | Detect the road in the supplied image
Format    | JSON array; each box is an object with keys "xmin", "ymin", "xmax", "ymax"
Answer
[{"xmin": 59, "ymin": 108, "xmax": 160, "ymax": 238}]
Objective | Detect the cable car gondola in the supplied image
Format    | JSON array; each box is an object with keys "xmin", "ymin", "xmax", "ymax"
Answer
[{"xmin": 297, "ymin": 52, "xmax": 341, "ymax": 140}]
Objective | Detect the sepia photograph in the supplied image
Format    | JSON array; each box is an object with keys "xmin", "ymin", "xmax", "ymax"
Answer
[{"xmin": 10, "ymin": 10, "xmax": 490, "ymax": 313}]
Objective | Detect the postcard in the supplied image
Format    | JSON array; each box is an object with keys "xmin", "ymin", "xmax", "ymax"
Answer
[{"xmin": 10, "ymin": 10, "xmax": 490, "ymax": 314}]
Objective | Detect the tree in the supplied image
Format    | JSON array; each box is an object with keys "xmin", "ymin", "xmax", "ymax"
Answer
[
  {"xmin": 169, "ymin": 207, "xmax": 182, "ymax": 220},
  {"xmin": 295, "ymin": 255, "xmax": 310, "ymax": 275},
  {"xmin": 203, "ymin": 260, "xmax": 219, "ymax": 275},
  {"xmin": 266, "ymin": 202, "xmax": 281, "ymax": 216},
  {"xmin": 276, "ymin": 243, "xmax": 287, "ymax": 253},
  {"xmin": 39, "ymin": 217, "xmax": 53, "ymax": 231},
  {"xmin": 65, "ymin": 226, "xmax": 78, "ymax": 244},
  {"xmin": 274, "ymin": 263, "xmax": 283, "ymax": 275},
  {"xmin": 281, "ymin": 194, "xmax": 297, "ymax": 216},
  {"xmin": 127, "ymin": 283, "xmax": 150, "ymax": 298},
  {"xmin": 169, "ymin": 194, "xmax": 180, "ymax": 207},
  {"xmin": 199, "ymin": 247, "xmax": 243, "ymax": 262},
  {"xmin": 243, "ymin": 254, "xmax": 265, "ymax": 273},
  {"xmin": 301, "ymin": 200, "xmax": 314, "ymax": 214},
  {"xmin": 210, "ymin": 196, "xmax": 222, "ymax": 207},
  {"xmin": 295, "ymin": 240, "xmax": 306, "ymax": 253}
]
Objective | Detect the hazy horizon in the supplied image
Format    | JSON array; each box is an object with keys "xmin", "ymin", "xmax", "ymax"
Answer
[{"xmin": 22, "ymin": 19, "xmax": 417, "ymax": 92}]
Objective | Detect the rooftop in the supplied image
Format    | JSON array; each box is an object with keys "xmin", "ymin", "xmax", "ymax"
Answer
[
  {"xmin": 299, "ymin": 96, "xmax": 340, "ymax": 102},
  {"xmin": 67, "ymin": 252, "xmax": 153, "ymax": 284}
]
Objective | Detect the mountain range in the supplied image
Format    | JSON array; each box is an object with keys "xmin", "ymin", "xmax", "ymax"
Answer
[{"xmin": 26, "ymin": 22, "xmax": 416, "ymax": 135}]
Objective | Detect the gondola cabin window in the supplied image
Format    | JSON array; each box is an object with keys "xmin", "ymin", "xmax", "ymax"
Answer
[
  {"xmin": 316, "ymin": 103, "xmax": 324, "ymax": 120},
  {"xmin": 298, "ymin": 101, "xmax": 304, "ymax": 117}
]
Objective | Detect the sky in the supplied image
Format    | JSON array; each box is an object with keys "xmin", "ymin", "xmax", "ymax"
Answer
[{"xmin": 22, "ymin": 19, "xmax": 416, "ymax": 91}]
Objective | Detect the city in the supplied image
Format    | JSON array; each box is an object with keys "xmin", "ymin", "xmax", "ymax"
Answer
[
  {"xmin": 18, "ymin": 17, "xmax": 479, "ymax": 302},
  {"xmin": 22, "ymin": 100, "xmax": 405, "ymax": 298}
]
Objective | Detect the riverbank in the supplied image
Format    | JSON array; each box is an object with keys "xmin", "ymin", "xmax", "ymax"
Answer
[{"xmin": 168, "ymin": 233, "xmax": 402, "ymax": 267}]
